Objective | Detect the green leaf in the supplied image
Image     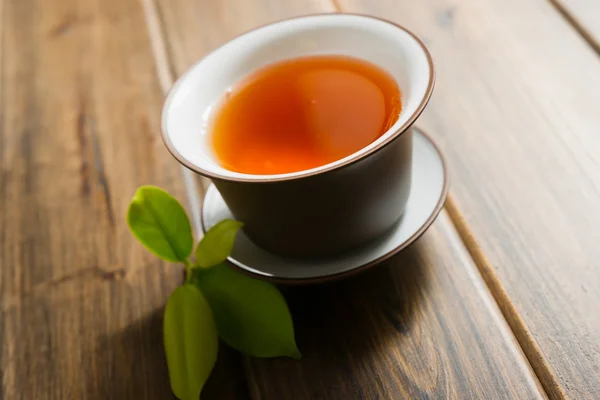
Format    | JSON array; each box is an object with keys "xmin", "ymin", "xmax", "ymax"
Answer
[
  {"xmin": 163, "ymin": 284, "xmax": 218, "ymax": 400},
  {"xmin": 192, "ymin": 264, "xmax": 301, "ymax": 359},
  {"xmin": 195, "ymin": 219, "xmax": 244, "ymax": 268},
  {"xmin": 127, "ymin": 185, "xmax": 193, "ymax": 262}
]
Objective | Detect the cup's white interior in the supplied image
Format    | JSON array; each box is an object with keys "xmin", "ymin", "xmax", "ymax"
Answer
[{"xmin": 162, "ymin": 14, "xmax": 432, "ymax": 180}]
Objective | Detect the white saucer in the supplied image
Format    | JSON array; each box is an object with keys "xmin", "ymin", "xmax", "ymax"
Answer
[{"xmin": 201, "ymin": 129, "xmax": 448, "ymax": 284}]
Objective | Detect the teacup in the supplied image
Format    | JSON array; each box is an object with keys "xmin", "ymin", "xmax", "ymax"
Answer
[{"xmin": 162, "ymin": 14, "xmax": 434, "ymax": 258}]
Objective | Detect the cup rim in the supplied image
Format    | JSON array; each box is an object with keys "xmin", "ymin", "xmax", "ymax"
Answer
[{"xmin": 161, "ymin": 13, "xmax": 435, "ymax": 184}]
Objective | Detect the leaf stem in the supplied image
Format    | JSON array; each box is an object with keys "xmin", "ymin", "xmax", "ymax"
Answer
[{"xmin": 184, "ymin": 259, "xmax": 193, "ymax": 283}]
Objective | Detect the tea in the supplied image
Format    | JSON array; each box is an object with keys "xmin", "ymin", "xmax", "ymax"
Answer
[{"xmin": 210, "ymin": 55, "xmax": 402, "ymax": 175}]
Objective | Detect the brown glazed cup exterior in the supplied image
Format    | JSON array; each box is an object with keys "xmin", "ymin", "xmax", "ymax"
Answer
[
  {"xmin": 161, "ymin": 14, "xmax": 434, "ymax": 258},
  {"xmin": 213, "ymin": 130, "xmax": 413, "ymax": 257}
]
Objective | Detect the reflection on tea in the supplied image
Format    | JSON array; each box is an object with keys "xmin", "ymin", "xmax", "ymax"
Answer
[{"xmin": 211, "ymin": 55, "xmax": 402, "ymax": 175}]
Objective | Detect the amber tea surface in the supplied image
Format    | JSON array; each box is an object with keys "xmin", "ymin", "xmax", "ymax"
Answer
[{"xmin": 210, "ymin": 55, "xmax": 402, "ymax": 175}]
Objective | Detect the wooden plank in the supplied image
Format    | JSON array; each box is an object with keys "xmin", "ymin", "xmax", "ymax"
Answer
[
  {"xmin": 333, "ymin": 0, "xmax": 600, "ymax": 398},
  {"xmin": 154, "ymin": 0, "xmax": 547, "ymax": 398},
  {"xmin": 153, "ymin": 0, "xmax": 335, "ymax": 76},
  {"xmin": 0, "ymin": 0, "xmax": 245, "ymax": 397},
  {"xmin": 245, "ymin": 214, "xmax": 546, "ymax": 399}
]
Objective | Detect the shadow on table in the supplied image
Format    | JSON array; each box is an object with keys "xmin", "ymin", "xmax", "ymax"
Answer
[
  {"xmin": 246, "ymin": 241, "xmax": 430, "ymax": 398},
  {"xmin": 283, "ymin": 241, "xmax": 429, "ymax": 347},
  {"xmin": 81, "ymin": 309, "xmax": 171, "ymax": 399},
  {"xmin": 85, "ymin": 241, "xmax": 429, "ymax": 400},
  {"xmin": 89, "ymin": 307, "xmax": 246, "ymax": 399}
]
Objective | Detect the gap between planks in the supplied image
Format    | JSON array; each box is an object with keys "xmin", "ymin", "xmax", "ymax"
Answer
[
  {"xmin": 140, "ymin": 0, "xmax": 205, "ymax": 235},
  {"xmin": 438, "ymin": 0, "xmax": 600, "ymax": 395},
  {"xmin": 138, "ymin": 0, "xmax": 554, "ymax": 398},
  {"xmin": 444, "ymin": 196, "xmax": 564, "ymax": 400},
  {"xmin": 545, "ymin": 0, "xmax": 600, "ymax": 56}
]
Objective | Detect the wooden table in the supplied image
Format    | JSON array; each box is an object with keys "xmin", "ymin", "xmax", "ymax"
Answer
[{"xmin": 2, "ymin": 0, "xmax": 600, "ymax": 398}]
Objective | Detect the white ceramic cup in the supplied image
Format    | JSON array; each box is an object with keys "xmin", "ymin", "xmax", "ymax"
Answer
[{"xmin": 162, "ymin": 14, "xmax": 434, "ymax": 258}]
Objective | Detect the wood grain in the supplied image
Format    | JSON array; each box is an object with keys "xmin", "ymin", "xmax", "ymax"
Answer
[
  {"xmin": 244, "ymin": 213, "xmax": 546, "ymax": 400},
  {"xmin": 154, "ymin": 0, "xmax": 547, "ymax": 398},
  {"xmin": 333, "ymin": 0, "xmax": 600, "ymax": 398},
  {"xmin": 0, "ymin": 0, "xmax": 244, "ymax": 398}
]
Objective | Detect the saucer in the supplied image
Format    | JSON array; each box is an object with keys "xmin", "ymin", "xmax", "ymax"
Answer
[{"xmin": 201, "ymin": 128, "xmax": 448, "ymax": 284}]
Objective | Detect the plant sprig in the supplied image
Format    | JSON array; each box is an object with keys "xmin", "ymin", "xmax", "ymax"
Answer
[{"xmin": 127, "ymin": 185, "xmax": 300, "ymax": 400}]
